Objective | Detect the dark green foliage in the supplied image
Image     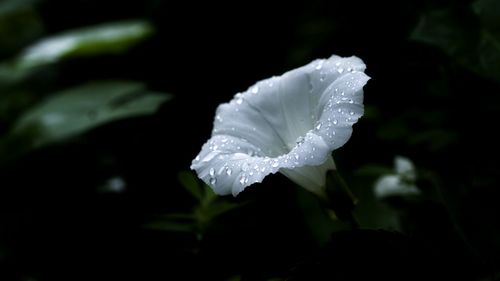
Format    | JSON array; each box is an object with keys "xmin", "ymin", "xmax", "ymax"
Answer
[{"xmin": 0, "ymin": 0, "xmax": 499, "ymax": 280}]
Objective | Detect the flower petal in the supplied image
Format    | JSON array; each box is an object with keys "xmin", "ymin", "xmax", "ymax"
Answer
[
  {"xmin": 315, "ymin": 71, "xmax": 370, "ymax": 150},
  {"xmin": 394, "ymin": 156, "xmax": 417, "ymax": 181},
  {"xmin": 374, "ymin": 175, "xmax": 420, "ymax": 198}
]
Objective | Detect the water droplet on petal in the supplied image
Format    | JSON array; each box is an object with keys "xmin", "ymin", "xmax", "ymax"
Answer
[
  {"xmin": 315, "ymin": 62, "xmax": 323, "ymax": 70},
  {"xmin": 195, "ymin": 156, "xmax": 200, "ymax": 161},
  {"xmin": 316, "ymin": 122, "xmax": 322, "ymax": 130},
  {"xmin": 251, "ymin": 86, "xmax": 259, "ymax": 94},
  {"xmin": 347, "ymin": 67, "xmax": 353, "ymax": 72},
  {"xmin": 226, "ymin": 168, "xmax": 232, "ymax": 176},
  {"xmin": 239, "ymin": 175, "xmax": 247, "ymax": 185},
  {"xmin": 337, "ymin": 68, "xmax": 344, "ymax": 74},
  {"xmin": 333, "ymin": 119, "xmax": 338, "ymax": 125},
  {"xmin": 209, "ymin": 168, "xmax": 215, "ymax": 177},
  {"xmin": 242, "ymin": 162, "xmax": 250, "ymax": 171},
  {"xmin": 350, "ymin": 111, "xmax": 354, "ymax": 115},
  {"xmin": 271, "ymin": 161, "xmax": 279, "ymax": 168},
  {"xmin": 295, "ymin": 136, "xmax": 305, "ymax": 145},
  {"xmin": 210, "ymin": 178, "xmax": 217, "ymax": 185}
]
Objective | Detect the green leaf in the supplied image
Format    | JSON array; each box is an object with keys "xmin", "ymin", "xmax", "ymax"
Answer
[
  {"xmin": 0, "ymin": 0, "xmax": 43, "ymax": 55},
  {"xmin": 201, "ymin": 184, "xmax": 218, "ymax": 207},
  {"xmin": 8, "ymin": 80, "xmax": 171, "ymax": 149},
  {"xmin": 473, "ymin": 0, "xmax": 500, "ymax": 32},
  {"xmin": 354, "ymin": 164, "xmax": 393, "ymax": 177},
  {"xmin": 144, "ymin": 220, "xmax": 195, "ymax": 233},
  {"xmin": 197, "ymin": 201, "xmax": 240, "ymax": 222},
  {"xmin": 411, "ymin": 6, "xmax": 500, "ymax": 82},
  {"xmin": 178, "ymin": 171, "xmax": 203, "ymax": 200},
  {"xmin": 144, "ymin": 213, "xmax": 196, "ymax": 233},
  {"xmin": 295, "ymin": 186, "xmax": 349, "ymax": 246},
  {"xmin": 16, "ymin": 20, "xmax": 154, "ymax": 69}
]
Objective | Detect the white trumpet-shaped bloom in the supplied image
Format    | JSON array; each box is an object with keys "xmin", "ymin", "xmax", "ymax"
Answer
[{"xmin": 191, "ymin": 55, "xmax": 370, "ymax": 196}]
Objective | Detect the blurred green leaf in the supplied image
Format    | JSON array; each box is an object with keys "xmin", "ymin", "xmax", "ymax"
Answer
[
  {"xmin": 144, "ymin": 218, "xmax": 195, "ymax": 233},
  {"xmin": 0, "ymin": 0, "xmax": 43, "ymax": 56},
  {"xmin": 196, "ymin": 201, "xmax": 240, "ymax": 223},
  {"xmin": 295, "ymin": 186, "xmax": 349, "ymax": 246},
  {"xmin": 354, "ymin": 164, "xmax": 393, "ymax": 177},
  {"xmin": 178, "ymin": 171, "xmax": 203, "ymax": 201},
  {"xmin": 411, "ymin": 5, "xmax": 500, "ymax": 82},
  {"xmin": 15, "ymin": 20, "xmax": 153, "ymax": 69},
  {"xmin": 473, "ymin": 0, "xmax": 500, "ymax": 32},
  {"xmin": 201, "ymin": 184, "xmax": 218, "ymax": 207},
  {"xmin": 6, "ymin": 80, "xmax": 171, "ymax": 149}
]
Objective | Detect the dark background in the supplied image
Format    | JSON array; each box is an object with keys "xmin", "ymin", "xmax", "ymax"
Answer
[{"xmin": 1, "ymin": 0, "xmax": 499, "ymax": 280}]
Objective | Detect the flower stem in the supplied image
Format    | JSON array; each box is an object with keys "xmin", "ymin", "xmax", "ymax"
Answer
[{"xmin": 323, "ymin": 170, "xmax": 359, "ymax": 229}]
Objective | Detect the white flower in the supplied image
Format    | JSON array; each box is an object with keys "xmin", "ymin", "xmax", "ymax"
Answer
[
  {"xmin": 374, "ymin": 156, "xmax": 420, "ymax": 198},
  {"xmin": 191, "ymin": 55, "xmax": 370, "ymax": 196}
]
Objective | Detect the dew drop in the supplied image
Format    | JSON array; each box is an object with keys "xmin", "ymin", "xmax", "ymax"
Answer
[
  {"xmin": 210, "ymin": 178, "xmax": 217, "ymax": 185},
  {"xmin": 315, "ymin": 122, "xmax": 322, "ymax": 130},
  {"xmin": 226, "ymin": 168, "xmax": 232, "ymax": 176},
  {"xmin": 209, "ymin": 168, "xmax": 215, "ymax": 177},
  {"xmin": 337, "ymin": 68, "xmax": 344, "ymax": 74},
  {"xmin": 333, "ymin": 119, "xmax": 338, "ymax": 125},
  {"xmin": 350, "ymin": 111, "xmax": 354, "ymax": 115},
  {"xmin": 271, "ymin": 161, "xmax": 279, "ymax": 168},
  {"xmin": 239, "ymin": 175, "xmax": 247, "ymax": 185},
  {"xmin": 241, "ymin": 162, "xmax": 250, "ymax": 171},
  {"xmin": 295, "ymin": 136, "xmax": 305, "ymax": 145},
  {"xmin": 195, "ymin": 156, "xmax": 200, "ymax": 161},
  {"xmin": 251, "ymin": 86, "xmax": 259, "ymax": 94},
  {"xmin": 294, "ymin": 154, "xmax": 299, "ymax": 160},
  {"xmin": 347, "ymin": 67, "xmax": 353, "ymax": 72},
  {"xmin": 315, "ymin": 63, "xmax": 323, "ymax": 70}
]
